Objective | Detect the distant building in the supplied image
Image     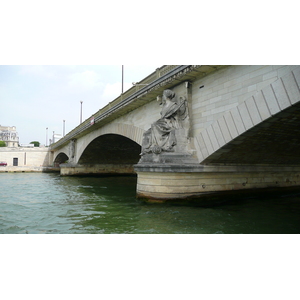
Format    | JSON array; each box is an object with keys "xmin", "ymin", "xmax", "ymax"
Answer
[{"xmin": 0, "ymin": 125, "xmax": 19, "ymax": 147}]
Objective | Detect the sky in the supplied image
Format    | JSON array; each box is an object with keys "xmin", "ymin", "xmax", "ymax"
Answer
[{"xmin": 0, "ymin": 65, "xmax": 159, "ymax": 145}]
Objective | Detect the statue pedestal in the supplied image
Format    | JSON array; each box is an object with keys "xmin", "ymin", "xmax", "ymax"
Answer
[
  {"xmin": 138, "ymin": 151, "xmax": 198, "ymax": 165},
  {"xmin": 134, "ymin": 152, "xmax": 202, "ymax": 202}
]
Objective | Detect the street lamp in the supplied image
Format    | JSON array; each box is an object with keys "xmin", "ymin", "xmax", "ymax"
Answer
[
  {"xmin": 63, "ymin": 120, "xmax": 65, "ymax": 136},
  {"xmin": 46, "ymin": 127, "xmax": 48, "ymax": 146},
  {"xmin": 80, "ymin": 101, "xmax": 83, "ymax": 123},
  {"xmin": 122, "ymin": 65, "xmax": 124, "ymax": 94}
]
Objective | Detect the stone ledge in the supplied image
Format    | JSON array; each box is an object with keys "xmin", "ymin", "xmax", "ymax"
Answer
[
  {"xmin": 0, "ymin": 166, "xmax": 58, "ymax": 173},
  {"xmin": 138, "ymin": 152, "xmax": 198, "ymax": 165},
  {"xmin": 60, "ymin": 163, "xmax": 135, "ymax": 175},
  {"xmin": 135, "ymin": 166, "xmax": 300, "ymax": 201},
  {"xmin": 138, "ymin": 186, "xmax": 300, "ymax": 205},
  {"xmin": 134, "ymin": 163, "xmax": 300, "ymax": 173}
]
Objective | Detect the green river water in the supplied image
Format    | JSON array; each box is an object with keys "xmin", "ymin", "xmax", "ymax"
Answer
[{"xmin": 1, "ymin": 172, "xmax": 300, "ymax": 234}]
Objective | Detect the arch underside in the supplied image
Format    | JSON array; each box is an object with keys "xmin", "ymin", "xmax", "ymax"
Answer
[
  {"xmin": 78, "ymin": 134, "xmax": 141, "ymax": 165},
  {"xmin": 203, "ymin": 102, "xmax": 300, "ymax": 165},
  {"xmin": 54, "ymin": 152, "xmax": 69, "ymax": 164}
]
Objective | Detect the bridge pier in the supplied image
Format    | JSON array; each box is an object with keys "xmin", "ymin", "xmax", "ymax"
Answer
[{"xmin": 134, "ymin": 164, "xmax": 300, "ymax": 203}]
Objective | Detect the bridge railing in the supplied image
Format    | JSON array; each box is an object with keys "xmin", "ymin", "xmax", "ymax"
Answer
[{"xmin": 51, "ymin": 65, "xmax": 183, "ymax": 149}]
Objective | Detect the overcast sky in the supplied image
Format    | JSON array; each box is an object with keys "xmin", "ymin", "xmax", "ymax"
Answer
[{"xmin": 0, "ymin": 65, "xmax": 159, "ymax": 145}]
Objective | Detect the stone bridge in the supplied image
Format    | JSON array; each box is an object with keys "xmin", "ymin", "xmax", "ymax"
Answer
[{"xmin": 50, "ymin": 65, "xmax": 300, "ymax": 202}]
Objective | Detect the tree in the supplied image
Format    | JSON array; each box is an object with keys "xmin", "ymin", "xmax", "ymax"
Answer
[
  {"xmin": 0, "ymin": 141, "xmax": 6, "ymax": 147},
  {"xmin": 30, "ymin": 141, "xmax": 40, "ymax": 147}
]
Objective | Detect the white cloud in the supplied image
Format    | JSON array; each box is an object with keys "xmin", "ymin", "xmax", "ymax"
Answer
[{"xmin": 102, "ymin": 82, "xmax": 122, "ymax": 100}]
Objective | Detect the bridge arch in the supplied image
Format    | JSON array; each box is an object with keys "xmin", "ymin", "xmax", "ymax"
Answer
[
  {"xmin": 77, "ymin": 133, "xmax": 141, "ymax": 165},
  {"xmin": 53, "ymin": 152, "xmax": 69, "ymax": 166},
  {"xmin": 75, "ymin": 123, "xmax": 145, "ymax": 164},
  {"xmin": 195, "ymin": 68, "xmax": 300, "ymax": 164}
]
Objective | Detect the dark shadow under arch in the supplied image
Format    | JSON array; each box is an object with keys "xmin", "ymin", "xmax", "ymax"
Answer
[
  {"xmin": 54, "ymin": 152, "xmax": 69, "ymax": 166},
  {"xmin": 203, "ymin": 103, "xmax": 300, "ymax": 165},
  {"xmin": 78, "ymin": 134, "xmax": 141, "ymax": 165}
]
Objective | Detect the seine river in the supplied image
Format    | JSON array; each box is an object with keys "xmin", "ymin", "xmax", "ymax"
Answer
[{"xmin": 1, "ymin": 172, "xmax": 300, "ymax": 234}]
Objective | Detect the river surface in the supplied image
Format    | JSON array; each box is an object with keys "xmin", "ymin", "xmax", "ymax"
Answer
[{"xmin": 1, "ymin": 172, "xmax": 300, "ymax": 234}]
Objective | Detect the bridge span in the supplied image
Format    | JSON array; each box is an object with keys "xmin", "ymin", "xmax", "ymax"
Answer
[{"xmin": 50, "ymin": 65, "xmax": 300, "ymax": 202}]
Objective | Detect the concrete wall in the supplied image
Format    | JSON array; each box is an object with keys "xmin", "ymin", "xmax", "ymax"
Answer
[{"xmin": 0, "ymin": 147, "xmax": 52, "ymax": 172}]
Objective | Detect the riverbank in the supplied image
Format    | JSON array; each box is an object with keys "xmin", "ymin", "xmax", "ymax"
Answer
[{"xmin": 0, "ymin": 166, "xmax": 59, "ymax": 173}]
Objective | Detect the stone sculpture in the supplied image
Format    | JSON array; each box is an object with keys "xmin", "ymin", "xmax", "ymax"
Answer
[{"xmin": 140, "ymin": 89, "xmax": 189, "ymax": 156}]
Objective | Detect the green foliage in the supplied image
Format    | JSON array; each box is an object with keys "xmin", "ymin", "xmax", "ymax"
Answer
[
  {"xmin": 30, "ymin": 141, "xmax": 40, "ymax": 147},
  {"xmin": 0, "ymin": 141, "xmax": 6, "ymax": 147}
]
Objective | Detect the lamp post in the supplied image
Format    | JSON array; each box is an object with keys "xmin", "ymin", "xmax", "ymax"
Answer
[
  {"xmin": 80, "ymin": 101, "xmax": 83, "ymax": 123},
  {"xmin": 63, "ymin": 120, "xmax": 65, "ymax": 136},
  {"xmin": 122, "ymin": 65, "xmax": 124, "ymax": 94},
  {"xmin": 46, "ymin": 127, "xmax": 48, "ymax": 146}
]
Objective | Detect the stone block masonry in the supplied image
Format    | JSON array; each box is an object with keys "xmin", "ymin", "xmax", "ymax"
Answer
[
  {"xmin": 191, "ymin": 66, "xmax": 299, "ymax": 137},
  {"xmin": 135, "ymin": 165, "xmax": 300, "ymax": 202}
]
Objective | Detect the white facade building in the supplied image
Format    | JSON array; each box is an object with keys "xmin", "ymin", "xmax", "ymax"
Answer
[{"xmin": 0, "ymin": 125, "xmax": 19, "ymax": 147}]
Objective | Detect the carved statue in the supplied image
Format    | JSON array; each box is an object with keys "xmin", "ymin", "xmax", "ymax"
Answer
[{"xmin": 140, "ymin": 89, "xmax": 188, "ymax": 155}]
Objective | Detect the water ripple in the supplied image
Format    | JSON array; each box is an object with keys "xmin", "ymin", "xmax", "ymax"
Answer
[{"xmin": 1, "ymin": 173, "xmax": 300, "ymax": 233}]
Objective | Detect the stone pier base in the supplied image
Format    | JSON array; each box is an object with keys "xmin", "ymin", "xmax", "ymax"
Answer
[
  {"xmin": 134, "ymin": 164, "xmax": 300, "ymax": 203},
  {"xmin": 60, "ymin": 163, "xmax": 135, "ymax": 176}
]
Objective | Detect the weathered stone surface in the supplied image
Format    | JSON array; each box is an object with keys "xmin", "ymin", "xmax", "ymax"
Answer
[{"xmin": 140, "ymin": 89, "xmax": 190, "ymax": 157}]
